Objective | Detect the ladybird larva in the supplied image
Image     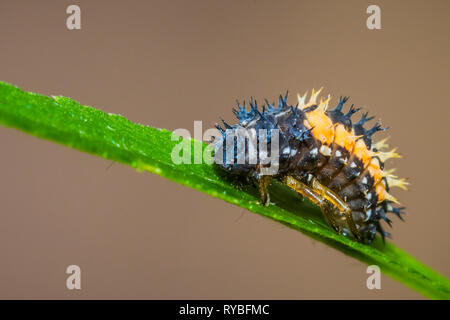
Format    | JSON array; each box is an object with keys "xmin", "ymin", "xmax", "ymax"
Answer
[{"xmin": 213, "ymin": 89, "xmax": 407, "ymax": 244}]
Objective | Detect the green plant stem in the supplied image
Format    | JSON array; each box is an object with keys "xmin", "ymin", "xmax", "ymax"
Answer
[{"xmin": 0, "ymin": 81, "xmax": 449, "ymax": 299}]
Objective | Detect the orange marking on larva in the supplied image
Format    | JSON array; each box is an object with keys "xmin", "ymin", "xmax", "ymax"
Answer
[
  {"xmin": 333, "ymin": 124, "xmax": 356, "ymax": 152},
  {"xmin": 375, "ymin": 182, "xmax": 387, "ymax": 203}
]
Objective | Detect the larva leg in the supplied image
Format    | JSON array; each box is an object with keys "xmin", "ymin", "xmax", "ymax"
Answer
[
  {"xmin": 283, "ymin": 176, "xmax": 324, "ymax": 206},
  {"xmin": 258, "ymin": 175, "xmax": 272, "ymax": 206},
  {"xmin": 282, "ymin": 175, "xmax": 360, "ymax": 241},
  {"xmin": 309, "ymin": 177, "xmax": 350, "ymax": 214}
]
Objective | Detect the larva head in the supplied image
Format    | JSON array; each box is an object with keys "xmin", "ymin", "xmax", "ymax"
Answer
[{"xmin": 213, "ymin": 92, "xmax": 306, "ymax": 177}]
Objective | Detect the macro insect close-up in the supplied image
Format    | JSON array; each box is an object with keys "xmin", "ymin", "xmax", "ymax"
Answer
[
  {"xmin": 213, "ymin": 89, "xmax": 407, "ymax": 244},
  {"xmin": 0, "ymin": 0, "xmax": 449, "ymax": 304}
]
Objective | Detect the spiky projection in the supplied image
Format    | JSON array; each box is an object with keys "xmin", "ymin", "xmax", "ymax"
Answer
[{"xmin": 213, "ymin": 89, "xmax": 407, "ymax": 244}]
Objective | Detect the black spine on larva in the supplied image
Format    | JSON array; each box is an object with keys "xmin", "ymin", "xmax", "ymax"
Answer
[{"xmin": 353, "ymin": 115, "xmax": 386, "ymax": 149}]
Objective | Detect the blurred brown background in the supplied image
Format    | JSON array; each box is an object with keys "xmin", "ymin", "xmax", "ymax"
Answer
[{"xmin": 0, "ymin": 0, "xmax": 449, "ymax": 299}]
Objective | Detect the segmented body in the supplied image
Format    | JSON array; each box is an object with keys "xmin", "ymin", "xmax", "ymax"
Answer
[{"xmin": 214, "ymin": 89, "xmax": 407, "ymax": 244}]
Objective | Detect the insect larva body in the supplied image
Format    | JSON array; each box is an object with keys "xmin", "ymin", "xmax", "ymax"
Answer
[{"xmin": 214, "ymin": 89, "xmax": 407, "ymax": 244}]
